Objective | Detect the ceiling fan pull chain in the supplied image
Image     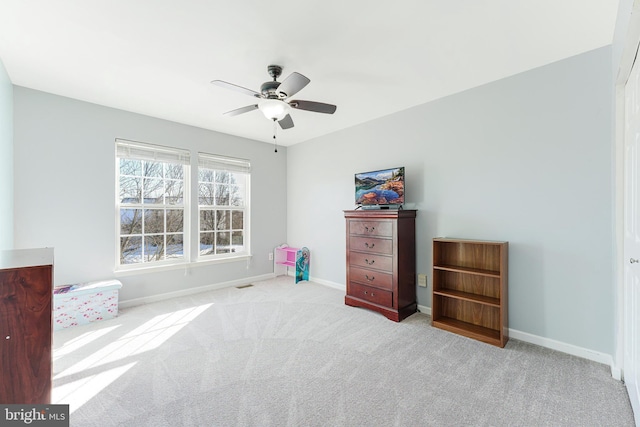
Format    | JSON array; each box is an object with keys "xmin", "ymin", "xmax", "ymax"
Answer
[{"xmin": 273, "ymin": 118, "xmax": 278, "ymax": 153}]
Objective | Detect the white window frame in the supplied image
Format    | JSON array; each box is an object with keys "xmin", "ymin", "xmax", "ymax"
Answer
[
  {"xmin": 197, "ymin": 152, "xmax": 251, "ymax": 261},
  {"xmin": 116, "ymin": 139, "xmax": 191, "ymax": 270}
]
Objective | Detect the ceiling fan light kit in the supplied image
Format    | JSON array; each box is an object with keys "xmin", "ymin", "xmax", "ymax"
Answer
[
  {"xmin": 259, "ymin": 99, "xmax": 290, "ymax": 121},
  {"xmin": 211, "ymin": 64, "xmax": 337, "ymax": 152}
]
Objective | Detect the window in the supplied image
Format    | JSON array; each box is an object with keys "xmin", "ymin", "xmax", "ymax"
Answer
[
  {"xmin": 116, "ymin": 140, "xmax": 251, "ymax": 270},
  {"xmin": 116, "ymin": 139, "xmax": 190, "ymax": 267},
  {"xmin": 198, "ymin": 153, "xmax": 250, "ymax": 258}
]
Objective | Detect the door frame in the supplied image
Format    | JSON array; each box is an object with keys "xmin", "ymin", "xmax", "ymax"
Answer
[{"xmin": 616, "ymin": 1, "xmax": 640, "ymax": 421}]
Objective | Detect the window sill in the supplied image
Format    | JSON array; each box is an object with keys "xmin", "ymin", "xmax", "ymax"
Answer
[{"xmin": 114, "ymin": 254, "xmax": 253, "ymax": 277}]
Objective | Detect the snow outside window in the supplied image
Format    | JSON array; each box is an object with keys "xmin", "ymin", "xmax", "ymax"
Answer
[
  {"xmin": 116, "ymin": 139, "xmax": 190, "ymax": 267},
  {"xmin": 197, "ymin": 152, "xmax": 250, "ymax": 259}
]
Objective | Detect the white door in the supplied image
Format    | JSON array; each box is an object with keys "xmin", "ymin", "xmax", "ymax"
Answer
[{"xmin": 624, "ymin": 50, "xmax": 640, "ymax": 421}]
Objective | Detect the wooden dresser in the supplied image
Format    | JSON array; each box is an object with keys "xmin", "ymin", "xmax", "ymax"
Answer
[
  {"xmin": 344, "ymin": 209, "xmax": 417, "ymax": 321},
  {"xmin": 0, "ymin": 248, "xmax": 54, "ymax": 404}
]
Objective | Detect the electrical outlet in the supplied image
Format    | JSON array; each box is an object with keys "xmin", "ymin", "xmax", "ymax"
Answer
[
  {"xmin": 418, "ymin": 274, "xmax": 427, "ymax": 287},
  {"xmin": 268, "ymin": 252, "xmax": 273, "ymax": 261}
]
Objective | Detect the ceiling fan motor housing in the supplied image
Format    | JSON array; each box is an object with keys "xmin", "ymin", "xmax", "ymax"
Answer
[{"xmin": 260, "ymin": 80, "xmax": 282, "ymax": 98}]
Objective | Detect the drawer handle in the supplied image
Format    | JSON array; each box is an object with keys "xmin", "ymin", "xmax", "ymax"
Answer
[
  {"xmin": 365, "ymin": 274, "xmax": 375, "ymax": 282},
  {"xmin": 363, "ymin": 290, "xmax": 375, "ymax": 297},
  {"xmin": 365, "ymin": 226, "xmax": 376, "ymax": 232},
  {"xmin": 364, "ymin": 242, "xmax": 375, "ymax": 249},
  {"xmin": 365, "ymin": 259, "xmax": 375, "ymax": 265}
]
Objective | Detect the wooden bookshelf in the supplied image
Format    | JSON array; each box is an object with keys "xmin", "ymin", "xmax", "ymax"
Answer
[{"xmin": 431, "ymin": 238, "xmax": 508, "ymax": 347}]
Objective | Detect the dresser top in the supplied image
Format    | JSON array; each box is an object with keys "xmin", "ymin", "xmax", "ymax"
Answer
[
  {"xmin": 344, "ymin": 209, "xmax": 416, "ymax": 219},
  {"xmin": 0, "ymin": 248, "xmax": 54, "ymax": 270}
]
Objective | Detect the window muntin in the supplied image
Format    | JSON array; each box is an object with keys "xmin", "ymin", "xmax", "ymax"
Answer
[{"xmin": 116, "ymin": 140, "xmax": 189, "ymax": 267}]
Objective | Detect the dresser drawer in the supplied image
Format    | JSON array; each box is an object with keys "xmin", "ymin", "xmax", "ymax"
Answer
[
  {"xmin": 349, "ymin": 236, "xmax": 393, "ymax": 255},
  {"xmin": 349, "ymin": 220, "xmax": 393, "ymax": 237},
  {"xmin": 349, "ymin": 266, "xmax": 392, "ymax": 290},
  {"xmin": 349, "ymin": 252, "xmax": 393, "ymax": 272},
  {"xmin": 349, "ymin": 282, "xmax": 392, "ymax": 307}
]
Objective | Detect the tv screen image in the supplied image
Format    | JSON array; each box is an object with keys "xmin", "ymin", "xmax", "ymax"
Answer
[{"xmin": 355, "ymin": 167, "xmax": 405, "ymax": 207}]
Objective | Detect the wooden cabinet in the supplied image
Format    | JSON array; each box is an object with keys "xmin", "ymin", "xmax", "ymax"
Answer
[
  {"xmin": 0, "ymin": 248, "xmax": 54, "ymax": 404},
  {"xmin": 431, "ymin": 238, "xmax": 508, "ymax": 347},
  {"xmin": 344, "ymin": 210, "xmax": 417, "ymax": 321}
]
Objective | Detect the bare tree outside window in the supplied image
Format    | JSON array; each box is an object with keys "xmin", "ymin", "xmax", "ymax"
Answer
[
  {"xmin": 118, "ymin": 157, "xmax": 185, "ymax": 265},
  {"xmin": 198, "ymin": 167, "xmax": 247, "ymax": 257},
  {"xmin": 117, "ymin": 143, "xmax": 248, "ymax": 269}
]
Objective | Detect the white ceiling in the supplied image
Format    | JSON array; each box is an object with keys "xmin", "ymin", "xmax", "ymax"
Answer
[{"xmin": 0, "ymin": 1, "xmax": 620, "ymax": 146}]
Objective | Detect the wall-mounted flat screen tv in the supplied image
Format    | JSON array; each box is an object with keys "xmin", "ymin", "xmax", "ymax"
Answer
[{"xmin": 355, "ymin": 166, "xmax": 405, "ymax": 207}]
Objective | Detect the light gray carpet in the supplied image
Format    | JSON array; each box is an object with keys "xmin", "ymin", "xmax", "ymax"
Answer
[{"xmin": 52, "ymin": 276, "xmax": 635, "ymax": 426}]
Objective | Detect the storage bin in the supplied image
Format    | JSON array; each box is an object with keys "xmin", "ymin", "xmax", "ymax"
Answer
[{"xmin": 53, "ymin": 279, "xmax": 122, "ymax": 330}]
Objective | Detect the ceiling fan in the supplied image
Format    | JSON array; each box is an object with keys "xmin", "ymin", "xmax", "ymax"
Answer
[{"xmin": 211, "ymin": 65, "xmax": 337, "ymax": 130}]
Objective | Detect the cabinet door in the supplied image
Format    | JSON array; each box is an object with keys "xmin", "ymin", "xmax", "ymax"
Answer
[{"xmin": 0, "ymin": 266, "xmax": 52, "ymax": 404}]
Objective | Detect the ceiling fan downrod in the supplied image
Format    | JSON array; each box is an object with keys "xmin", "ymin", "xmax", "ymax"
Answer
[{"xmin": 267, "ymin": 65, "xmax": 282, "ymax": 81}]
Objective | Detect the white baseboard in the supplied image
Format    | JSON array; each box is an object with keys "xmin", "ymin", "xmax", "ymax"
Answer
[
  {"xmin": 120, "ymin": 274, "xmax": 621, "ymax": 380},
  {"xmin": 415, "ymin": 305, "xmax": 620, "ymax": 377},
  {"xmin": 416, "ymin": 303, "xmax": 617, "ymax": 377},
  {"xmin": 304, "ymin": 279, "xmax": 619, "ymax": 377},
  {"xmin": 610, "ymin": 364, "xmax": 623, "ymax": 381},
  {"xmin": 119, "ymin": 273, "xmax": 276, "ymax": 309},
  {"xmin": 417, "ymin": 304, "xmax": 431, "ymax": 315},
  {"xmin": 309, "ymin": 276, "xmax": 346, "ymax": 291},
  {"xmin": 283, "ymin": 271, "xmax": 346, "ymax": 291},
  {"xmin": 508, "ymin": 328, "xmax": 619, "ymax": 379}
]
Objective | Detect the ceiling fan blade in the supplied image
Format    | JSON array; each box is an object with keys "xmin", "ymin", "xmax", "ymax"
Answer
[
  {"xmin": 211, "ymin": 80, "xmax": 260, "ymax": 98},
  {"xmin": 276, "ymin": 72, "xmax": 310, "ymax": 98},
  {"xmin": 223, "ymin": 104, "xmax": 258, "ymax": 117},
  {"xmin": 290, "ymin": 100, "xmax": 337, "ymax": 114},
  {"xmin": 278, "ymin": 114, "xmax": 294, "ymax": 129}
]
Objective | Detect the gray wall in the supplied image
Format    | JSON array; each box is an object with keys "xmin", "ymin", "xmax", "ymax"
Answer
[
  {"xmin": 0, "ymin": 59, "xmax": 13, "ymax": 250},
  {"xmin": 13, "ymin": 87, "xmax": 287, "ymax": 302},
  {"xmin": 287, "ymin": 47, "xmax": 614, "ymax": 355}
]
